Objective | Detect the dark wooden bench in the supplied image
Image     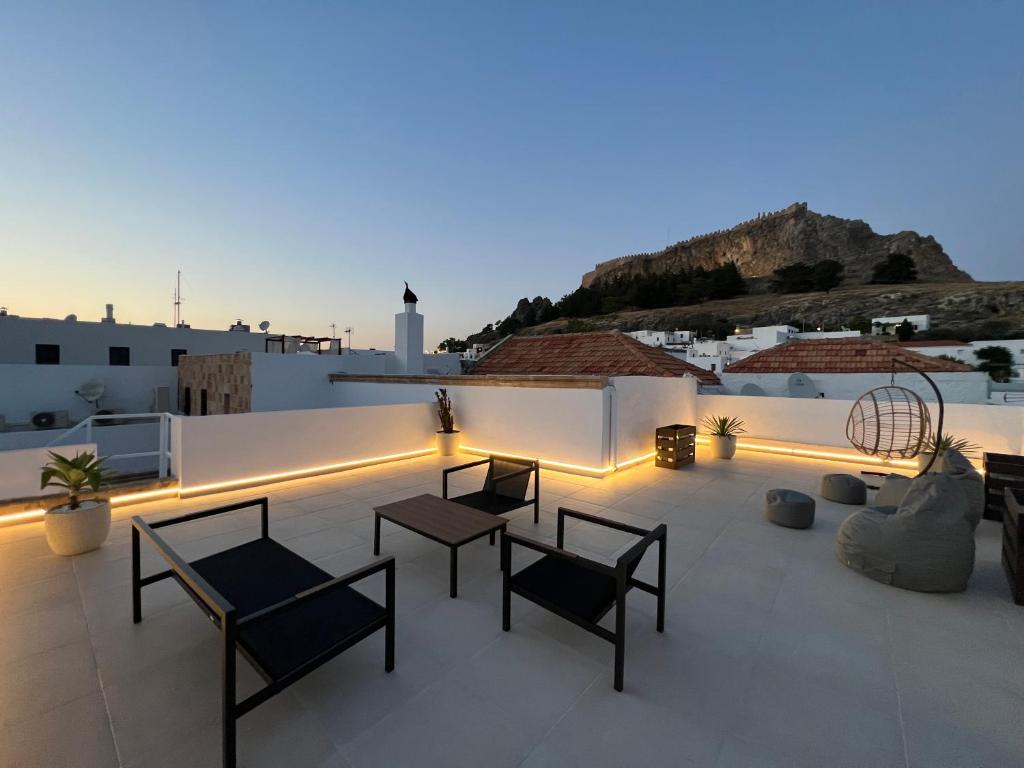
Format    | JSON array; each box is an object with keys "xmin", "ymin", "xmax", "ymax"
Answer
[
  {"xmin": 501, "ymin": 507, "xmax": 667, "ymax": 691},
  {"xmin": 131, "ymin": 498, "xmax": 395, "ymax": 768}
]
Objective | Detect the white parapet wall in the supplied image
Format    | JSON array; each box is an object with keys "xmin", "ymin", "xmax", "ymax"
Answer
[
  {"xmin": 612, "ymin": 376, "xmax": 698, "ymax": 463},
  {"xmin": 0, "ymin": 442, "xmax": 96, "ymax": 500},
  {"xmin": 330, "ymin": 376, "xmax": 612, "ymax": 472},
  {"xmin": 171, "ymin": 402, "xmax": 437, "ymax": 493},
  {"xmin": 696, "ymin": 393, "xmax": 1024, "ymax": 458}
]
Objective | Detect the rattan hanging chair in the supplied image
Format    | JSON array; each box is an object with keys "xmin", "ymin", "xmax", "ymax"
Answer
[
  {"xmin": 846, "ymin": 385, "xmax": 932, "ymax": 460},
  {"xmin": 846, "ymin": 360, "xmax": 945, "ymax": 477}
]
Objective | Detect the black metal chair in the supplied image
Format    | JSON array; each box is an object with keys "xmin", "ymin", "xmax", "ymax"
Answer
[
  {"xmin": 501, "ymin": 507, "xmax": 667, "ymax": 691},
  {"xmin": 131, "ymin": 498, "xmax": 395, "ymax": 768},
  {"xmin": 443, "ymin": 455, "xmax": 540, "ymax": 543}
]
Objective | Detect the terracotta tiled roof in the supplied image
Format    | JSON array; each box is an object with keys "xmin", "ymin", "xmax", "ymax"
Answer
[
  {"xmin": 724, "ymin": 338, "xmax": 976, "ymax": 374},
  {"xmin": 897, "ymin": 339, "xmax": 971, "ymax": 348},
  {"xmin": 472, "ymin": 331, "xmax": 721, "ymax": 385}
]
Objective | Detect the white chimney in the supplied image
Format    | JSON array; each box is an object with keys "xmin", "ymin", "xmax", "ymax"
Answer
[
  {"xmin": 101, "ymin": 303, "xmax": 116, "ymax": 323},
  {"xmin": 394, "ymin": 283, "xmax": 424, "ymax": 374}
]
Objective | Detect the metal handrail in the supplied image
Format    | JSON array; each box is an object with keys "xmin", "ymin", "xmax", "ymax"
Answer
[{"xmin": 46, "ymin": 412, "xmax": 175, "ymax": 478}]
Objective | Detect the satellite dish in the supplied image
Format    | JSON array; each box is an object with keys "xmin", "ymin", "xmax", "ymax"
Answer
[
  {"xmin": 64, "ymin": 314, "xmax": 78, "ymax": 322},
  {"xmin": 787, "ymin": 373, "xmax": 819, "ymax": 399},
  {"xmin": 76, "ymin": 380, "xmax": 105, "ymax": 407},
  {"xmin": 740, "ymin": 383, "xmax": 767, "ymax": 397},
  {"xmin": 259, "ymin": 320, "xmax": 270, "ymax": 332}
]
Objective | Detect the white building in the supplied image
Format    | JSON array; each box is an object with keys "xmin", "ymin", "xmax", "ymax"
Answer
[
  {"xmin": 625, "ymin": 330, "xmax": 694, "ymax": 349},
  {"xmin": 871, "ymin": 314, "xmax": 931, "ymax": 335}
]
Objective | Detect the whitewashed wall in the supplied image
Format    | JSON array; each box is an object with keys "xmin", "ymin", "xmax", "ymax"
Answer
[
  {"xmin": 0, "ymin": 442, "xmax": 95, "ymax": 500},
  {"xmin": 612, "ymin": 376, "xmax": 698, "ymax": 462},
  {"xmin": 172, "ymin": 402, "xmax": 436, "ymax": 490},
  {"xmin": 0, "ymin": 363, "xmax": 177, "ymax": 423},
  {"xmin": 331, "ymin": 380, "xmax": 610, "ymax": 470},
  {"xmin": 696, "ymin": 393, "xmax": 1024, "ymax": 455},
  {"xmin": 720, "ymin": 371, "xmax": 990, "ymax": 404}
]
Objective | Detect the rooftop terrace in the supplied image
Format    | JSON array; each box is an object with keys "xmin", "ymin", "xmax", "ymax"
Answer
[{"xmin": 3, "ymin": 447, "xmax": 1022, "ymax": 768}]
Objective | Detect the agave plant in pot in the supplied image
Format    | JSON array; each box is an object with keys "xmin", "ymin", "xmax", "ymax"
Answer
[
  {"xmin": 435, "ymin": 388, "xmax": 460, "ymax": 456},
  {"xmin": 917, "ymin": 433, "xmax": 980, "ymax": 473},
  {"xmin": 701, "ymin": 415, "xmax": 746, "ymax": 460},
  {"xmin": 41, "ymin": 450, "xmax": 116, "ymax": 556}
]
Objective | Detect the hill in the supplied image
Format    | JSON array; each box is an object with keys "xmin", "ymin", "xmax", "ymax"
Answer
[
  {"xmin": 582, "ymin": 202, "xmax": 972, "ymax": 288},
  {"xmin": 519, "ymin": 281, "xmax": 1024, "ymax": 340}
]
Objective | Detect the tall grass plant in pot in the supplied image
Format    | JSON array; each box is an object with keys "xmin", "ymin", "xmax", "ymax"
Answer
[
  {"xmin": 435, "ymin": 388, "xmax": 461, "ymax": 456},
  {"xmin": 917, "ymin": 433, "xmax": 980, "ymax": 473},
  {"xmin": 702, "ymin": 415, "xmax": 746, "ymax": 460}
]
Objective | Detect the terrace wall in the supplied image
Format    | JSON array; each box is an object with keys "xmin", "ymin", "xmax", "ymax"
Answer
[{"xmin": 0, "ymin": 442, "xmax": 96, "ymax": 500}]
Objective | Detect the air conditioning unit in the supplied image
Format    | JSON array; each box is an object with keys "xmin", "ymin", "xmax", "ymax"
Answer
[{"xmin": 30, "ymin": 410, "xmax": 70, "ymax": 430}]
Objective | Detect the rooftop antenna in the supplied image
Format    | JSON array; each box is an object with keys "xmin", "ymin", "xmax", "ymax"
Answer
[
  {"xmin": 173, "ymin": 270, "xmax": 184, "ymax": 327},
  {"xmin": 344, "ymin": 327, "xmax": 353, "ymax": 351},
  {"xmin": 330, "ymin": 323, "xmax": 337, "ymax": 339}
]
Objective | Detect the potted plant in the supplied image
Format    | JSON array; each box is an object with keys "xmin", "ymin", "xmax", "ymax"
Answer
[
  {"xmin": 435, "ymin": 388, "xmax": 460, "ymax": 456},
  {"xmin": 917, "ymin": 433, "xmax": 980, "ymax": 473},
  {"xmin": 40, "ymin": 450, "xmax": 115, "ymax": 556},
  {"xmin": 701, "ymin": 415, "xmax": 746, "ymax": 460}
]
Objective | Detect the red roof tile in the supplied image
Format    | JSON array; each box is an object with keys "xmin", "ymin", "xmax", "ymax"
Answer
[
  {"xmin": 897, "ymin": 339, "xmax": 971, "ymax": 348},
  {"xmin": 472, "ymin": 331, "xmax": 722, "ymax": 385},
  {"xmin": 724, "ymin": 338, "xmax": 976, "ymax": 374}
]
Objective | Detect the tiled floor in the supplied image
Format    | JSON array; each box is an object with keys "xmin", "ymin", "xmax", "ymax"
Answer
[{"xmin": 2, "ymin": 448, "xmax": 1023, "ymax": 767}]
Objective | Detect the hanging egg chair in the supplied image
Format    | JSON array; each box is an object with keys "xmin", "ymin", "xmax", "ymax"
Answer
[{"xmin": 846, "ymin": 360, "xmax": 944, "ymax": 477}]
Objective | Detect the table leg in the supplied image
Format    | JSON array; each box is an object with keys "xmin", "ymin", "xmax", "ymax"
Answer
[
  {"xmin": 450, "ymin": 546, "xmax": 458, "ymax": 598},
  {"xmin": 373, "ymin": 514, "xmax": 381, "ymax": 556}
]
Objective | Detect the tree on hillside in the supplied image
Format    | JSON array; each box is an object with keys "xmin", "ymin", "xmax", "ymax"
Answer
[
  {"xmin": 813, "ymin": 260, "xmax": 845, "ymax": 292},
  {"xmin": 975, "ymin": 345, "xmax": 1017, "ymax": 382},
  {"xmin": 437, "ymin": 337, "xmax": 468, "ymax": 353},
  {"xmin": 771, "ymin": 263, "xmax": 815, "ymax": 293},
  {"xmin": 871, "ymin": 253, "xmax": 918, "ymax": 284},
  {"xmin": 847, "ymin": 316, "xmax": 872, "ymax": 334},
  {"xmin": 895, "ymin": 318, "xmax": 915, "ymax": 342}
]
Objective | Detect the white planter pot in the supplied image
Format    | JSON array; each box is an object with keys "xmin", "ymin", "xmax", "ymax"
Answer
[
  {"xmin": 45, "ymin": 499, "xmax": 111, "ymax": 556},
  {"xmin": 709, "ymin": 435, "xmax": 738, "ymax": 460},
  {"xmin": 436, "ymin": 431, "xmax": 461, "ymax": 457}
]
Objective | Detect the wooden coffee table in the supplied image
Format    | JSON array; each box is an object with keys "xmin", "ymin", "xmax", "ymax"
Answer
[{"xmin": 373, "ymin": 494, "xmax": 507, "ymax": 598}]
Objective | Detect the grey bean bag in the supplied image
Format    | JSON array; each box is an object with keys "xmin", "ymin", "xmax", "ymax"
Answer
[
  {"xmin": 875, "ymin": 474, "xmax": 913, "ymax": 508},
  {"xmin": 835, "ymin": 473, "xmax": 975, "ymax": 593},
  {"xmin": 821, "ymin": 473, "xmax": 867, "ymax": 505},
  {"xmin": 941, "ymin": 449, "xmax": 984, "ymax": 531},
  {"xmin": 765, "ymin": 489, "xmax": 815, "ymax": 529}
]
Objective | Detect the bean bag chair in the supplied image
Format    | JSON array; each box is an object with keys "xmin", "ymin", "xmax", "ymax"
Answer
[
  {"xmin": 764, "ymin": 489, "xmax": 815, "ymax": 529},
  {"xmin": 875, "ymin": 474, "xmax": 913, "ymax": 508},
  {"xmin": 941, "ymin": 449, "xmax": 984, "ymax": 531},
  {"xmin": 835, "ymin": 473, "xmax": 975, "ymax": 593},
  {"xmin": 821, "ymin": 474, "xmax": 867, "ymax": 505}
]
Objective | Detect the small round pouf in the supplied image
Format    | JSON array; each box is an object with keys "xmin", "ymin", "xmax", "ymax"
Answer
[
  {"xmin": 821, "ymin": 474, "xmax": 868, "ymax": 505},
  {"xmin": 764, "ymin": 489, "xmax": 816, "ymax": 529}
]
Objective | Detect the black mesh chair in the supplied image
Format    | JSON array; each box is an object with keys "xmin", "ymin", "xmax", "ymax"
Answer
[
  {"xmin": 131, "ymin": 498, "xmax": 395, "ymax": 768},
  {"xmin": 501, "ymin": 507, "xmax": 667, "ymax": 691},
  {"xmin": 443, "ymin": 455, "xmax": 540, "ymax": 543}
]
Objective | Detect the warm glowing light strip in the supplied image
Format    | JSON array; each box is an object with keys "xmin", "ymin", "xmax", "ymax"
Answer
[
  {"xmin": 693, "ymin": 435, "xmax": 919, "ymax": 469},
  {"xmin": 179, "ymin": 447, "xmax": 437, "ymax": 496},
  {"xmin": 461, "ymin": 446, "xmax": 656, "ymax": 475},
  {"xmin": 0, "ymin": 508, "xmax": 46, "ymax": 525},
  {"xmin": 111, "ymin": 487, "xmax": 181, "ymax": 505}
]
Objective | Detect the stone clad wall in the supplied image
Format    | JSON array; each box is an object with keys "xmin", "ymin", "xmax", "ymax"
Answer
[{"xmin": 177, "ymin": 352, "xmax": 252, "ymax": 415}]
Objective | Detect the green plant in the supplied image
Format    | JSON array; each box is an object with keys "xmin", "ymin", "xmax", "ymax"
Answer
[
  {"xmin": 435, "ymin": 389, "xmax": 455, "ymax": 433},
  {"xmin": 40, "ymin": 451, "xmax": 115, "ymax": 510},
  {"xmin": 701, "ymin": 415, "xmax": 747, "ymax": 438},
  {"xmin": 922, "ymin": 433, "xmax": 980, "ymax": 458}
]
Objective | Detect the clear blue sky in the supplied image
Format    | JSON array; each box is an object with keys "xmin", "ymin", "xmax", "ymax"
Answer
[{"xmin": 2, "ymin": 2, "xmax": 1021, "ymax": 347}]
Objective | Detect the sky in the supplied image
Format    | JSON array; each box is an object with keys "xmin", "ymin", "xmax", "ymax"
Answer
[{"xmin": 1, "ymin": 1, "xmax": 1021, "ymax": 348}]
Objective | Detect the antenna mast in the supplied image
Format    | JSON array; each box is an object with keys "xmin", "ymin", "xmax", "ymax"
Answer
[
  {"xmin": 344, "ymin": 327, "xmax": 353, "ymax": 351},
  {"xmin": 173, "ymin": 270, "xmax": 184, "ymax": 327}
]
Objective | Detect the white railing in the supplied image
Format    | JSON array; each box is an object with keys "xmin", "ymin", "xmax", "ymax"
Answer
[{"xmin": 47, "ymin": 412, "xmax": 175, "ymax": 478}]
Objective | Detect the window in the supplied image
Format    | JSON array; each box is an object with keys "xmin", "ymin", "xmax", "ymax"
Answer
[
  {"xmin": 109, "ymin": 346, "xmax": 130, "ymax": 366},
  {"xmin": 35, "ymin": 344, "xmax": 60, "ymax": 364},
  {"xmin": 710, "ymin": 363, "xmax": 717, "ymax": 372},
  {"xmin": 200, "ymin": 389, "xmax": 208, "ymax": 416},
  {"xmin": 171, "ymin": 348, "xmax": 187, "ymax": 367},
  {"xmin": 223, "ymin": 393, "xmax": 231, "ymax": 413},
  {"xmin": 183, "ymin": 387, "xmax": 192, "ymax": 416}
]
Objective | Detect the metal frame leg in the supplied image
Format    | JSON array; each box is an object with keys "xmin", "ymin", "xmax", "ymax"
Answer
[
  {"xmin": 131, "ymin": 526, "xmax": 142, "ymax": 624},
  {"xmin": 501, "ymin": 533, "xmax": 511, "ymax": 631},
  {"xmin": 222, "ymin": 615, "xmax": 237, "ymax": 768},
  {"xmin": 656, "ymin": 532, "xmax": 667, "ymax": 633},
  {"xmin": 385, "ymin": 562, "xmax": 395, "ymax": 672},
  {"xmin": 373, "ymin": 514, "xmax": 381, "ymax": 556},
  {"xmin": 449, "ymin": 546, "xmax": 458, "ymax": 598}
]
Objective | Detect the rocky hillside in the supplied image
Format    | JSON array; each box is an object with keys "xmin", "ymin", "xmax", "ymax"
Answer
[
  {"xmin": 582, "ymin": 203, "xmax": 972, "ymax": 288},
  {"xmin": 521, "ymin": 282, "xmax": 1024, "ymax": 340}
]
